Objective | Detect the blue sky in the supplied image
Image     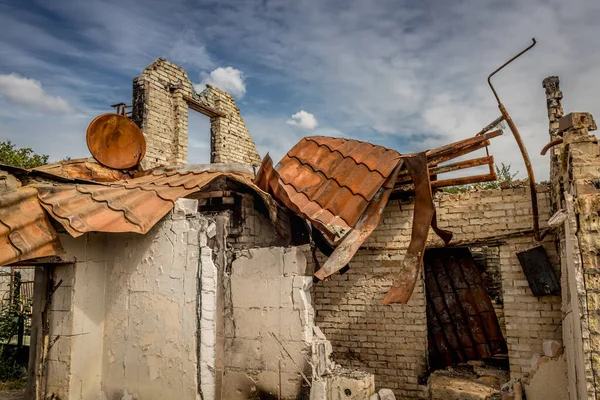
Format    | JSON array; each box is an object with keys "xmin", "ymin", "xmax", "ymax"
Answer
[{"xmin": 1, "ymin": 0, "xmax": 599, "ymax": 179}]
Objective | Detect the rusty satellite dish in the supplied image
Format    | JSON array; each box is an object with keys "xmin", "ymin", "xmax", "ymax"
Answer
[{"xmin": 86, "ymin": 113, "xmax": 146, "ymax": 170}]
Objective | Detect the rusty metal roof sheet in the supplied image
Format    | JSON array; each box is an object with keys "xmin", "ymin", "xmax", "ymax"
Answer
[
  {"xmin": 32, "ymin": 158, "xmax": 135, "ymax": 182},
  {"xmin": 425, "ymin": 248, "xmax": 507, "ymax": 369},
  {"xmin": 0, "ymin": 164, "xmax": 276, "ymax": 266},
  {"xmin": 35, "ymin": 164, "xmax": 273, "ymax": 237},
  {"xmin": 260, "ymin": 136, "xmax": 402, "ymax": 238},
  {"xmin": 0, "ymin": 187, "xmax": 64, "ymax": 266}
]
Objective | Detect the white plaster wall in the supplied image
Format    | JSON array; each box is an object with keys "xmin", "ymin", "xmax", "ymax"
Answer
[
  {"xmin": 222, "ymin": 247, "xmax": 313, "ymax": 399},
  {"xmin": 45, "ymin": 232, "xmax": 108, "ymax": 399},
  {"xmin": 100, "ymin": 199, "xmax": 202, "ymax": 400}
]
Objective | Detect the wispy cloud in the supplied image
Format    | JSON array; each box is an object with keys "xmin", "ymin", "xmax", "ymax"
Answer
[
  {"xmin": 287, "ymin": 110, "xmax": 318, "ymax": 130},
  {"xmin": 0, "ymin": 73, "xmax": 74, "ymax": 114},
  {"xmin": 0, "ymin": 0, "xmax": 598, "ymax": 180},
  {"xmin": 199, "ymin": 67, "xmax": 246, "ymax": 98}
]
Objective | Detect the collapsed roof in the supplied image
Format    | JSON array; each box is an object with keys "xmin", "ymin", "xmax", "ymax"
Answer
[{"xmin": 0, "ymin": 121, "xmax": 503, "ymax": 304}]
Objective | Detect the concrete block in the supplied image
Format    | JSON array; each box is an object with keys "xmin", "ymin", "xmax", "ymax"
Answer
[
  {"xmin": 283, "ymin": 247, "xmax": 308, "ymax": 276},
  {"xmin": 207, "ymin": 222, "xmax": 217, "ymax": 238},
  {"xmin": 523, "ymin": 354, "xmax": 568, "ymax": 400},
  {"xmin": 328, "ymin": 370, "xmax": 376, "ymax": 399},
  {"xmin": 311, "ymin": 379, "xmax": 328, "ymax": 400},
  {"xmin": 231, "ymin": 275, "xmax": 280, "ymax": 308},
  {"xmin": 558, "ymin": 112, "xmax": 597, "ymax": 134},
  {"xmin": 232, "ymin": 248, "xmax": 284, "ymax": 279},
  {"xmin": 543, "ymin": 340, "xmax": 563, "ymax": 357},
  {"xmin": 233, "ymin": 307, "xmax": 279, "ymax": 339},
  {"xmin": 378, "ymin": 388, "xmax": 396, "ymax": 400}
]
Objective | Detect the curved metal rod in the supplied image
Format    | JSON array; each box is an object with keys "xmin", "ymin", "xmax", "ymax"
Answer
[
  {"xmin": 487, "ymin": 38, "xmax": 545, "ymax": 241},
  {"xmin": 488, "ymin": 38, "xmax": 537, "ymax": 104},
  {"xmin": 541, "ymin": 138, "xmax": 564, "ymax": 156}
]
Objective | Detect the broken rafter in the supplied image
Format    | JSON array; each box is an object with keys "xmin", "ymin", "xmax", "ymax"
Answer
[
  {"xmin": 394, "ymin": 172, "xmax": 498, "ymax": 193},
  {"xmin": 396, "ymin": 130, "xmax": 502, "ymax": 181},
  {"xmin": 396, "ymin": 156, "xmax": 494, "ymax": 184},
  {"xmin": 184, "ymin": 96, "xmax": 226, "ymax": 118}
]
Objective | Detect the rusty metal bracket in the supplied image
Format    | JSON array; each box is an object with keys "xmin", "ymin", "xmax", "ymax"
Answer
[
  {"xmin": 383, "ymin": 153, "xmax": 434, "ymax": 304},
  {"xmin": 487, "ymin": 38, "xmax": 546, "ymax": 241}
]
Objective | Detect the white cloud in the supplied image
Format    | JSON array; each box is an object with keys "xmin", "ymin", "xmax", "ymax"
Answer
[
  {"xmin": 198, "ymin": 67, "xmax": 246, "ymax": 98},
  {"xmin": 287, "ymin": 110, "xmax": 318, "ymax": 130},
  {"xmin": 0, "ymin": 73, "xmax": 74, "ymax": 114}
]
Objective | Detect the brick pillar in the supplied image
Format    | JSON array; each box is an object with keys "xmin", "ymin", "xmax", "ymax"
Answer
[
  {"xmin": 558, "ymin": 112, "xmax": 600, "ymax": 399},
  {"xmin": 201, "ymin": 85, "xmax": 262, "ymax": 167},
  {"xmin": 542, "ymin": 76, "xmax": 565, "ymax": 213},
  {"xmin": 132, "ymin": 59, "xmax": 193, "ymax": 169}
]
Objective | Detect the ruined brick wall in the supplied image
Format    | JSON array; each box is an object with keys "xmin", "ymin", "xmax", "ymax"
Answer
[
  {"xmin": 556, "ymin": 113, "xmax": 600, "ymax": 400},
  {"xmin": 201, "ymin": 85, "xmax": 262, "ymax": 166},
  {"xmin": 132, "ymin": 58, "xmax": 193, "ymax": 169},
  {"xmin": 313, "ymin": 186, "xmax": 562, "ymax": 399},
  {"xmin": 132, "ymin": 60, "xmax": 261, "ymax": 169}
]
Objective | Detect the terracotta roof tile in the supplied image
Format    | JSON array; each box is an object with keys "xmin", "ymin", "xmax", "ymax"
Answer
[
  {"xmin": 266, "ymin": 136, "xmax": 402, "ymax": 236},
  {"xmin": 36, "ymin": 166, "xmax": 273, "ymax": 238},
  {"xmin": 0, "ymin": 187, "xmax": 64, "ymax": 266},
  {"xmin": 32, "ymin": 158, "xmax": 134, "ymax": 182}
]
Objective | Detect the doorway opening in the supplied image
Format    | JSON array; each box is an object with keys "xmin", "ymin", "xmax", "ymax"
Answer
[{"xmin": 424, "ymin": 247, "xmax": 508, "ymax": 371}]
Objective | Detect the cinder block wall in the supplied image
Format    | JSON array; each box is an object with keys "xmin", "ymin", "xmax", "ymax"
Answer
[
  {"xmin": 42, "ymin": 200, "xmax": 205, "ymax": 400},
  {"xmin": 313, "ymin": 186, "xmax": 562, "ymax": 399},
  {"xmin": 223, "ymin": 247, "xmax": 313, "ymax": 399},
  {"xmin": 44, "ymin": 233, "xmax": 109, "ymax": 399}
]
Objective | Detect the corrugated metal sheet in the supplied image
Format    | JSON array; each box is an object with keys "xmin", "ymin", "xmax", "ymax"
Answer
[
  {"xmin": 0, "ymin": 164, "xmax": 276, "ymax": 266},
  {"xmin": 257, "ymin": 136, "xmax": 402, "ymax": 240},
  {"xmin": 32, "ymin": 158, "xmax": 135, "ymax": 182},
  {"xmin": 36, "ymin": 165, "xmax": 274, "ymax": 237},
  {"xmin": 0, "ymin": 187, "xmax": 64, "ymax": 266},
  {"xmin": 425, "ymin": 248, "xmax": 507, "ymax": 370}
]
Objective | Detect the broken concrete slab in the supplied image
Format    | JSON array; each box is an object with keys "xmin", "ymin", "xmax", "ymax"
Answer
[
  {"xmin": 430, "ymin": 374, "xmax": 498, "ymax": 400},
  {"xmin": 522, "ymin": 354, "xmax": 568, "ymax": 400},
  {"xmin": 377, "ymin": 388, "xmax": 396, "ymax": 399},
  {"xmin": 500, "ymin": 379, "xmax": 523, "ymax": 400}
]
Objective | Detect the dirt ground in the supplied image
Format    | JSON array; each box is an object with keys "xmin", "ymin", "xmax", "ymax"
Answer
[{"xmin": 0, "ymin": 391, "xmax": 24, "ymax": 400}]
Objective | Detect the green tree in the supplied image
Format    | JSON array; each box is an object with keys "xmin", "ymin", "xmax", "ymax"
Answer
[{"xmin": 0, "ymin": 140, "xmax": 49, "ymax": 169}]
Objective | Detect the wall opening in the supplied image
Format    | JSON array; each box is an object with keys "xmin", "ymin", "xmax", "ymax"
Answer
[
  {"xmin": 424, "ymin": 247, "xmax": 508, "ymax": 372},
  {"xmin": 187, "ymin": 108, "xmax": 211, "ymax": 164}
]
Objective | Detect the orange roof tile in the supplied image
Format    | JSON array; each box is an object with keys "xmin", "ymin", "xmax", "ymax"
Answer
[
  {"xmin": 36, "ymin": 165, "xmax": 274, "ymax": 237},
  {"xmin": 260, "ymin": 136, "xmax": 402, "ymax": 239},
  {"xmin": 32, "ymin": 158, "xmax": 135, "ymax": 182},
  {"xmin": 0, "ymin": 187, "xmax": 64, "ymax": 266},
  {"xmin": 0, "ymin": 164, "xmax": 278, "ymax": 266}
]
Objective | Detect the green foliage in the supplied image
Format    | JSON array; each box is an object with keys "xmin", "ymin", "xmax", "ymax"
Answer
[
  {"xmin": 0, "ymin": 140, "xmax": 49, "ymax": 169},
  {"xmin": 0, "ymin": 272, "xmax": 29, "ymax": 382},
  {"xmin": 443, "ymin": 163, "xmax": 519, "ymax": 194}
]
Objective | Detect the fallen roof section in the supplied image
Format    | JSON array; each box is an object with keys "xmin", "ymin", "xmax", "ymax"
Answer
[
  {"xmin": 256, "ymin": 136, "xmax": 402, "ymax": 241},
  {"xmin": 0, "ymin": 130, "xmax": 503, "ymax": 304}
]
